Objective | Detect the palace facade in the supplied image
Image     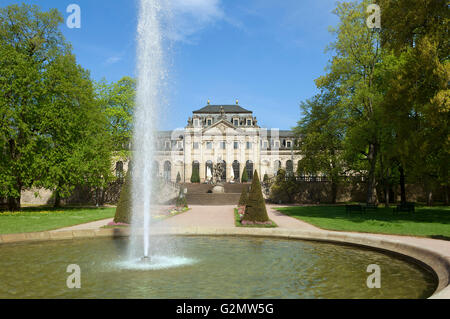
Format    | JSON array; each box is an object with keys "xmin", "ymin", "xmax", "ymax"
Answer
[{"xmin": 151, "ymin": 101, "xmax": 302, "ymax": 183}]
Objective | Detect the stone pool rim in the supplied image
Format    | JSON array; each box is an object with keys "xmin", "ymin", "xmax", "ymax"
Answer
[{"xmin": 1, "ymin": 227, "xmax": 449, "ymax": 299}]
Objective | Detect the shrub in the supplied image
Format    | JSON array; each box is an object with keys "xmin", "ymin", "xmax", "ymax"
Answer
[
  {"xmin": 263, "ymin": 173, "xmax": 269, "ymax": 182},
  {"xmin": 241, "ymin": 167, "xmax": 248, "ymax": 183},
  {"xmin": 175, "ymin": 186, "xmax": 188, "ymax": 208},
  {"xmin": 238, "ymin": 186, "xmax": 248, "ymax": 206},
  {"xmin": 242, "ymin": 170, "xmax": 269, "ymax": 223},
  {"xmin": 269, "ymin": 169, "xmax": 298, "ymax": 203},
  {"xmin": 114, "ymin": 171, "xmax": 132, "ymax": 224},
  {"xmin": 176, "ymin": 195, "xmax": 188, "ymax": 208},
  {"xmin": 190, "ymin": 165, "xmax": 200, "ymax": 183}
]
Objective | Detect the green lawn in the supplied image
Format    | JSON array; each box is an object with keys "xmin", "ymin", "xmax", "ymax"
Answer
[
  {"xmin": 0, "ymin": 207, "xmax": 116, "ymax": 234},
  {"xmin": 275, "ymin": 205, "xmax": 450, "ymax": 239}
]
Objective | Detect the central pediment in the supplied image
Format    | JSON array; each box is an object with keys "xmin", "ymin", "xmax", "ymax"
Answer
[{"xmin": 202, "ymin": 119, "xmax": 243, "ymax": 136}]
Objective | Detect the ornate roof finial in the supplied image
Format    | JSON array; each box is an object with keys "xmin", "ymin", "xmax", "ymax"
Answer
[
  {"xmin": 236, "ymin": 99, "xmax": 239, "ymax": 105},
  {"xmin": 220, "ymin": 105, "xmax": 225, "ymax": 118},
  {"xmin": 207, "ymin": 99, "xmax": 210, "ymax": 105}
]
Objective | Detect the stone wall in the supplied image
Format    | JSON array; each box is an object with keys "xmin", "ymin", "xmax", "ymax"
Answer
[
  {"xmin": 20, "ymin": 188, "xmax": 53, "ymax": 206},
  {"xmin": 20, "ymin": 179, "xmax": 181, "ymax": 207},
  {"xmin": 270, "ymin": 181, "xmax": 448, "ymax": 204},
  {"xmin": 20, "ymin": 182, "xmax": 124, "ymax": 206},
  {"xmin": 17, "ymin": 180, "xmax": 449, "ymax": 206}
]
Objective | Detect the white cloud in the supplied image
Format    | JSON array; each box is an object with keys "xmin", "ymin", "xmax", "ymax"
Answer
[
  {"xmin": 166, "ymin": 0, "xmax": 226, "ymax": 43},
  {"xmin": 105, "ymin": 55, "xmax": 122, "ymax": 65}
]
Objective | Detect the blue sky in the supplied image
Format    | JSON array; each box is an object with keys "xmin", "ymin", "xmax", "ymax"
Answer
[{"xmin": 2, "ymin": 0, "xmax": 339, "ymax": 130}]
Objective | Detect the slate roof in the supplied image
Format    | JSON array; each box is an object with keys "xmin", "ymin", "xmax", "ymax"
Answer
[
  {"xmin": 266, "ymin": 130, "xmax": 295, "ymax": 138},
  {"xmin": 193, "ymin": 105, "xmax": 253, "ymax": 114}
]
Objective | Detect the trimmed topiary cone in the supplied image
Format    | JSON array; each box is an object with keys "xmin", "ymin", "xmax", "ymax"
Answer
[
  {"xmin": 241, "ymin": 167, "xmax": 248, "ymax": 183},
  {"xmin": 190, "ymin": 165, "xmax": 200, "ymax": 183},
  {"xmin": 243, "ymin": 170, "xmax": 269, "ymax": 222},
  {"xmin": 238, "ymin": 186, "xmax": 248, "ymax": 206},
  {"xmin": 114, "ymin": 171, "xmax": 132, "ymax": 224}
]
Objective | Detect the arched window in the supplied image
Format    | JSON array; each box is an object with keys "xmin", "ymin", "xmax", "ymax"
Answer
[
  {"xmin": 153, "ymin": 161, "xmax": 160, "ymax": 177},
  {"xmin": 220, "ymin": 160, "xmax": 226, "ymax": 181},
  {"xmin": 163, "ymin": 161, "xmax": 171, "ymax": 181},
  {"xmin": 246, "ymin": 160, "xmax": 254, "ymax": 181},
  {"xmin": 205, "ymin": 160, "xmax": 213, "ymax": 181},
  {"xmin": 115, "ymin": 161, "xmax": 124, "ymax": 183},
  {"xmin": 286, "ymin": 160, "xmax": 294, "ymax": 176},
  {"xmin": 274, "ymin": 160, "xmax": 281, "ymax": 175},
  {"xmin": 191, "ymin": 161, "xmax": 200, "ymax": 183},
  {"xmin": 232, "ymin": 160, "xmax": 240, "ymax": 182}
]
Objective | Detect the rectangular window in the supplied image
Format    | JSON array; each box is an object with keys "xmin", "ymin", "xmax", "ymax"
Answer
[
  {"xmin": 286, "ymin": 141, "xmax": 292, "ymax": 148},
  {"xmin": 263, "ymin": 141, "xmax": 268, "ymax": 149},
  {"xmin": 274, "ymin": 141, "xmax": 279, "ymax": 148},
  {"xmin": 193, "ymin": 142, "xmax": 199, "ymax": 150},
  {"xmin": 193, "ymin": 119, "xmax": 199, "ymax": 127},
  {"xmin": 220, "ymin": 141, "xmax": 226, "ymax": 150},
  {"xmin": 247, "ymin": 119, "xmax": 252, "ymax": 126},
  {"xmin": 206, "ymin": 141, "xmax": 212, "ymax": 149},
  {"xmin": 246, "ymin": 142, "xmax": 252, "ymax": 149},
  {"xmin": 234, "ymin": 141, "xmax": 239, "ymax": 149},
  {"xmin": 207, "ymin": 119, "xmax": 212, "ymax": 126},
  {"xmin": 233, "ymin": 119, "xmax": 239, "ymax": 126}
]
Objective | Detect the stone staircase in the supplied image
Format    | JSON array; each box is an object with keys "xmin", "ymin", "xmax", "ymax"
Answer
[{"xmin": 183, "ymin": 183, "xmax": 250, "ymax": 206}]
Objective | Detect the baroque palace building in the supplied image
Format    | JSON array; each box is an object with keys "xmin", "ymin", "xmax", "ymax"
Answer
[
  {"xmin": 21, "ymin": 101, "xmax": 302, "ymax": 205},
  {"xmin": 150, "ymin": 101, "xmax": 302, "ymax": 183}
]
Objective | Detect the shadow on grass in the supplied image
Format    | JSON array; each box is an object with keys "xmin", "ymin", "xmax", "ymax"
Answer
[
  {"xmin": 276, "ymin": 205, "xmax": 450, "ymax": 225},
  {"xmin": 11, "ymin": 205, "xmax": 112, "ymax": 213},
  {"xmin": 429, "ymin": 235, "xmax": 450, "ymax": 241}
]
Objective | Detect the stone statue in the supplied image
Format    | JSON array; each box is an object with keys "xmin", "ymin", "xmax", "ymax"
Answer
[
  {"xmin": 212, "ymin": 161, "xmax": 225, "ymax": 193},
  {"xmin": 213, "ymin": 162, "xmax": 225, "ymax": 185},
  {"xmin": 219, "ymin": 106, "xmax": 226, "ymax": 119}
]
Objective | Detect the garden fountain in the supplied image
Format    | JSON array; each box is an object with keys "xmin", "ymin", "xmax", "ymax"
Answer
[
  {"xmin": 130, "ymin": 0, "xmax": 167, "ymax": 262},
  {"xmin": 0, "ymin": 0, "xmax": 443, "ymax": 300}
]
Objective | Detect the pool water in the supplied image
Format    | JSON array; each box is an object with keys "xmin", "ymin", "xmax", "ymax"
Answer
[{"xmin": 0, "ymin": 236, "xmax": 437, "ymax": 298}]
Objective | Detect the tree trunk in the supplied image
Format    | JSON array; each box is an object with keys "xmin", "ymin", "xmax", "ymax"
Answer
[
  {"xmin": 384, "ymin": 180, "xmax": 390, "ymax": 208},
  {"xmin": 366, "ymin": 143, "xmax": 378, "ymax": 205},
  {"xmin": 443, "ymin": 185, "xmax": 449, "ymax": 206},
  {"xmin": 399, "ymin": 165, "xmax": 406, "ymax": 205},
  {"xmin": 7, "ymin": 196, "xmax": 20, "ymax": 212},
  {"xmin": 54, "ymin": 190, "xmax": 61, "ymax": 208},
  {"xmin": 427, "ymin": 190, "xmax": 433, "ymax": 207},
  {"xmin": 100, "ymin": 188, "xmax": 105, "ymax": 206},
  {"xmin": 95, "ymin": 188, "xmax": 100, "ymax": 206},
  {"xmin": 7, "ymin": 181, "xmax": 22, "ymax": 211},
  {"xmin": 331, "ymin": 181, "xmax": 338, "ymax": 204}
]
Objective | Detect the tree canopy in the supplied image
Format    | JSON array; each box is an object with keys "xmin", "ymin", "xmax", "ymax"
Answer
[
  {"xmin": 294, "ymin": 0, "xmax": 449, "ymax": 205},
  {"xmin": 0, "ymin": 4, "xmax": 115, "ymax": 210}
]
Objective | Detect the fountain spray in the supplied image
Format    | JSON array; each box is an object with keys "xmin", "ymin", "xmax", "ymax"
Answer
[{"xmin": 130, "ymin": 0, "xmax": 167, "ymax": 261}]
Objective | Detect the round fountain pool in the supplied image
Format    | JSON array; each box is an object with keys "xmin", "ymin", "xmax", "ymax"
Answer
[{"xmin": 0, "ymin": 236, "xmax": 436, "ymax": 299}]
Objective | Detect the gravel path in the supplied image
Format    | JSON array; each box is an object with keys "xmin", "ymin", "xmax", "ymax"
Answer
[
  {"xmin": 52, "ymin": 205, "xmax": 450, "ymax": 258},
  {"xmin": 159, "ymin": 205, "xmax": 235, "ymax": 228}
]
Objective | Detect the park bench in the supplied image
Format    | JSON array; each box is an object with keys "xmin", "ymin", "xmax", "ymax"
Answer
[
  {"xmin": 346, "ymin": 204, "xmax": 363, "ymax": 214},
  {"xmin": 363, "ymin": 203, "xmax": 378, "ymax": 212},
  {"xmin": 393, "ymin": 203, "xmax": 415, "ymax": 214}
]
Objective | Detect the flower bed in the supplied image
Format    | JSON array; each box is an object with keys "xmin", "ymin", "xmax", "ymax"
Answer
[
  {"xmin": 234, "ymin": 207, "xmax": 277, "ymax": 228},
  {"xmin": 106, "ymin": 206, "xmax": 190, "ymax": 228},
  {"xmin": 106, "ymin": 221, "xmax": 129, "ymax": 227},
  {"xmin": 153, "ymin": 206, "xmax": 190, "ymax": 221}
]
